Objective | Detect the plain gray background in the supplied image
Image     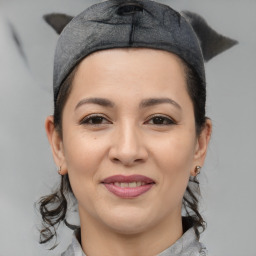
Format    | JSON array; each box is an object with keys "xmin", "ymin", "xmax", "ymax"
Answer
[{"xmin": 0, "ymin": 0, "xmax": 255, "ymax": 255}]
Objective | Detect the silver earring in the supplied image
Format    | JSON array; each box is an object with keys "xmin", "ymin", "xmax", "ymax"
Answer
[
  {"xmin": 195, "ymin": 166, "xmax": 201, "ymax": 176},
  {"xmin": 58, "ymin": 166, "xmax": 62, "ymax": 175}
]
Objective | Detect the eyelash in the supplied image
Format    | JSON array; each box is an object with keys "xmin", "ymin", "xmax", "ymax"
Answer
[
  {"xmin": 80, "ymin": 114, "xmax": 111, "ymax": 126},
  {"xmin": 144, "ymin": 114, "xmax": 176, "ymax": 126},
  {"xmin": 80, "ymin": 114, "xmax": 176, "ymax": 126}
]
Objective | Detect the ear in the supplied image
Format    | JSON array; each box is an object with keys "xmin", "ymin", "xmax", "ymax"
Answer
[
  {"xmin": 191, "ymin": 119, "xmax": 212, "ymax": 176},
  {"xmin": 45, "ymin": 116, "xmax": 68, "ymax": 175},
  {"xmin": 43, "ymin": 13, "xmax": 74, "ymax": 34},
  {"xmin": 181, "ymin": 11, "xmax": 238, "ymax": 62}
]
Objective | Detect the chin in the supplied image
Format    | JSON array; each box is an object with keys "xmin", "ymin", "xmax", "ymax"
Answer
[
  {"xmin": 99, "ymin": 207, "xmax": 155, "ymax": 235},
  {"xmin": 107, "ymin": 220, "xmax": 151, "ymax": 235}
]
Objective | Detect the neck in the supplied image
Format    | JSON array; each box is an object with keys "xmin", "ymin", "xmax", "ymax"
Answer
[{"xmin": 79, "ymin": 209, "xmax": 183, "ymax": 256}]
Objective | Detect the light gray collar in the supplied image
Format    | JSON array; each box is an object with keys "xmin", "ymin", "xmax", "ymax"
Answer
[
  {"xmin": 158, "ymin": 228, "xmax": 207, "ymax": 256},
  {"xmin": 61, "ymin": 228, "xmax": 207, "ymax": 256}
]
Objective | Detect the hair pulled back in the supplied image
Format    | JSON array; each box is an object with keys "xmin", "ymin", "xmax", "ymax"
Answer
[{"xmin": 38, "ymin": 58, "xmax": 207, "ymax": 249}]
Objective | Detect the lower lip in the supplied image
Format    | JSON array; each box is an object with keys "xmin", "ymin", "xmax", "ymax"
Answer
[{"xmin": 103, "ymin": 183, "xmax": 154, "ymax": 198}]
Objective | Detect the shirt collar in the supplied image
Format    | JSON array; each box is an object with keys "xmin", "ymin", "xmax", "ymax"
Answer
[{"xmin": 61, "ymin": 227, "xmax": 207, "ymax": 256}]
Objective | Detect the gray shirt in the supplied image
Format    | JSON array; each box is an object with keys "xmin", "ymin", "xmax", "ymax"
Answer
[{"xmin": 61, "ymin": 228, "xmax": 208, "ymax": 256}]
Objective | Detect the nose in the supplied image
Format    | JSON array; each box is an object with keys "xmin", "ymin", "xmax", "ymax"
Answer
[{"xmin": 108, "ymin": 122, "xmax": 148, "ymax": 166}]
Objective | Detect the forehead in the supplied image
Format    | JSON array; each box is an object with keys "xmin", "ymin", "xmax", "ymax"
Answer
[
  {"xmin": 64, "ymin": 48, "xmax": 191, "ymax": 105},
  {"xmin": 73, "ymin": 48, "xmax": 187, "ymax": 89}
]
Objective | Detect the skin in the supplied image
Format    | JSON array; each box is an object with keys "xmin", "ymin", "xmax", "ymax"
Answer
[{"xmin": 46, "ymin": 48, "xmax": 212, "ymax": 256}]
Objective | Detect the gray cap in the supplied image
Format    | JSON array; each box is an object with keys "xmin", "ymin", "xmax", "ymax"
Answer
[{"xmin": 53, "ymin": 0, "xmax": 205, "ymax": 102}]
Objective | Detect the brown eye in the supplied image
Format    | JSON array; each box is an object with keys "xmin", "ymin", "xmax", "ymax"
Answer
[
  {"xmin": 80, "ymin": 115, "xmax": 111, "ymax": 125},
  {"xmin": 146, "ymin": 115, "xmax": 176, "ymax": 125}
]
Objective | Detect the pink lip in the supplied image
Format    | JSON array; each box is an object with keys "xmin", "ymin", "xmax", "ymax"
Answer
[
  {"xmin": 102, "ymin": 175, "xmax": 155, "ymax": 198},
  {"xmin": 102, "ymin": 175, "xmax": 154, "ymax": 184}
]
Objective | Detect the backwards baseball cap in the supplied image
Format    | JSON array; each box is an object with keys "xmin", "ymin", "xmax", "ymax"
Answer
[{"xmin": 52, "ymin": 0, "xmax": 205, "ymax": 102}]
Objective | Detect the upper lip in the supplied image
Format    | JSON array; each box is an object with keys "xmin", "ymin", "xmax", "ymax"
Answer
[{"xmin": 102, "ymin": 175, "xmax": 155, "ymax": 184}]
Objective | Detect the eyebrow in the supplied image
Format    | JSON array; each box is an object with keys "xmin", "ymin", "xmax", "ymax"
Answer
[
  {"xmin": 75, "ymin": 97, "xmax": 181, "ymax": 110},
  {"xmin": 139, "ymin": 98, "xmax": 182, "ymax": 110},
  {"xmin": 75, "ymin": 97, "xmax": 115, "ymax": 110}
]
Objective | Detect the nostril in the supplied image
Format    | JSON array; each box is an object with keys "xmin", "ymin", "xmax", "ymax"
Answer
[{"xmin": 117, "ymin": 3, "xmax": 143, "ymax": 16}]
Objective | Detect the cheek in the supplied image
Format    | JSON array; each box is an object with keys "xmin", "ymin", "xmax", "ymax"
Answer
[
  {"xmin": 65, "ymin": 137, "xmax": 98, "ymax": 173},
  {"xmin": 153, "ymin": 132, "xmax": 195, "ymax": 172},
  {"xmin": 62, "ymin": 131, "xmax": 107, "ymax": 201},
  {"xmin": 63, "ymin": 125, "xmax": 108, "ymax": 167},
  {"xmin": 152, "ymin": 131, "xmax": 196, "ymax": 199}
]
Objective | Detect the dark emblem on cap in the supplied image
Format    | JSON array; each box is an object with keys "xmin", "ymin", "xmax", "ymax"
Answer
[{"xmin": 117, "ymin": 2, "xmax": 144, "ymax": 15}]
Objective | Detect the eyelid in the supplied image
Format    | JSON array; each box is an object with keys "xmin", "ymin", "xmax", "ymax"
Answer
[
  {"xmin": 79, "ymin": 113, "xmax": 112, "ymax": 125},
  {"xmin": 144, "ymin": 114, "xmax": 177, "ymax": 125}
]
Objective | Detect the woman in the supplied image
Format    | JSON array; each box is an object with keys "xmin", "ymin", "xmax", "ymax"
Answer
[{"xmin": 39, "ymin": 0, "xmax": 212, "ymax": 255}]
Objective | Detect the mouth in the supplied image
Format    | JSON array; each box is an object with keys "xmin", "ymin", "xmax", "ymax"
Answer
[{"xmin": 101, "ymin": 175, "xmax": 155, "ymax": 198}]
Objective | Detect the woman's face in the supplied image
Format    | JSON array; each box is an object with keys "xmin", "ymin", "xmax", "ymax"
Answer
[{"xmin": 48, "ymin": 48, "xmax": 210, "ymax": 235}]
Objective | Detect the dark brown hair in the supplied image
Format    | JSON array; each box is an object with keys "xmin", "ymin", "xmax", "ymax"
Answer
[{"xmin": 38, "ymin": 56, "xmax": 207, "ymax": 248}]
